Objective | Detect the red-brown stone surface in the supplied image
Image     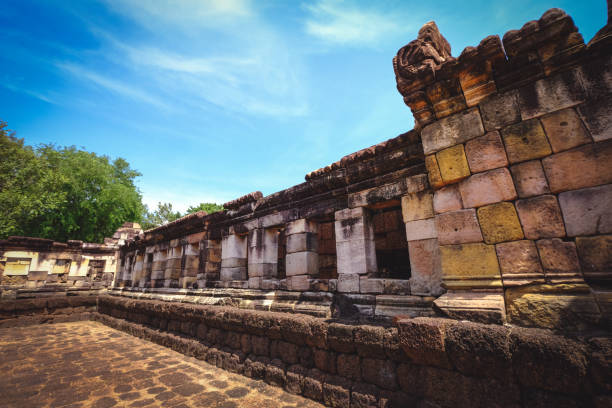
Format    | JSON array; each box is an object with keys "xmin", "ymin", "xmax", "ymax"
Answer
[{"xmin": 0, "ymin": 321, "xmax": 322, "ymax": 408}]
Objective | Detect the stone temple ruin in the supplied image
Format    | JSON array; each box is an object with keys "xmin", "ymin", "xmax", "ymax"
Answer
[{"xmin": 1, "ymin": 6, "xmax": 611, "ymax": 408}]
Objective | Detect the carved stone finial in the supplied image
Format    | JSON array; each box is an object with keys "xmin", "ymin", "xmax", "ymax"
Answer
[{"xmin": 393, "ymin": 21, "xmax": 453, "ymax": 86}]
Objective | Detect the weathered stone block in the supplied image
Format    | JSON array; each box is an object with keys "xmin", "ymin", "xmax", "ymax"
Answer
[
  {"xmin": 510, "ymin": 160, "xmax": 550, "ymax": 198},
  {"xmin": 575, "ymin": 235, "xmax": 612, "ymax": 283},
  {"xmin": 506, "ymin": 284, "xmax": 601, "ymax": 332},
  {"xmin": 444, "ymin": 321, "xmax": 512, "ymax": 381},
  {"xmin": 464, "ymin": 131, "xmax": 508, "ymax": 173},
  {"xmin": 27, "ymin": 270, "xmax": 47, "ymax": 281},
  {"xmin": 359, "ymin": 277, "xmax": 384, "ymax": 294},
  {"xmin": 558, "ymin": 184, "xmax": 612, "ymax": 236},
  {"xmin": 337, "ymin": 274, "xmax": 360, "ymax": 293},
  {"xmin": 540, "ymin": 107, "xmax": 591, "ymax": 152},
  {"xmin": 404, "ymin": 218, "xmax": 437, "ymax": 241},
  {"xmin": 361, "ymin": 358, "xmax": 397, "ymax": 390},
  {"xmin": 433, "ymin": 292, "xmax": 507, "ymax": 324},
  {"xmin": 479, "ymin": 89, "xmax": 521, "ymax": 131},
  {"xmin": 436, "ymin": 144, "xmax": 471, "ymax": 183},
  {"xmin": 425, "ymin": 154, "xmax": 444, "ymax": 189},
  {"xmin": 501, "ymin": 119, "xmax": 552, "ymax": 164},
  {"xmin": 248, "ymin": 277, "xmax": 262, "ymax": 289},
  {"xmin": 435, "ymin": 209, "xmax": 483, "ymax": 245},
  {"xmin": 477, "ymin": 202, "xmax": 523, "ymax": 244},
  {"xmin": 286, "ymin": 275, "xmax": 310, "ymax": 291},
  {"xmin": 286, "ymin": 219, "xmax": 318, "ymax": 235},
  {"xmin": 322, "ymin": 376, "xmax": 351, "ymax": 407},
  {"xmin": 517, "ymin": 68, "xmax": 585, "ymax": 120},
  {"xmin": 248, "ymin": 263, "xmax": 276, "ymax": 278},
  {"xmin": 401, "ymin": 192, "xmax": 434, "ymax": 222},
  {"xmin": 336, "ymin": 353, "xmax": 361, "ymax": 380},
  {"xmin": 421, "ymin": 108, "xmax": 485, "ymax": 155},
  {"xmin": 440, "ymin": 243, "xmax": 502, "ymax": 289},
  {"xmin": 496, "ymin": 240, "xmax": 544, "ymax": 286},
  {"xmin": 536, "ymin": 238, "xmax": 582, "ymax": 283},
  {"xmin": 395, "ymin": 317, "xmax": 453, "ymax": 368},
  {"xmin": 433, "ymin": 184, "xmax": 463, "ymax": 214},
  {"xmin": 334, "ymin": 207, "xmax": 373, "ymax": 243},
  {"xmin": 221, "ymin": 234, "xmax": 247, "ymax": 259},
  {"xmin": 313, "ymin": 349, "xmax": 336, "ymax": 374},
  {"xmin": 335, "ymin": 238, "xmax": 377, "ymax": 276},
  {"xmin": 285, "ymin": 252, "xmax": 318, "ymax": 276},
  {"xmin": 286, "ymin": 232, "xmax": 318, "ymax": 254},
  {"xmin": 542, "ymin": 141, "xmax": 612, "ymax": 193},
  {"xmin": 459, "ymin": 168, "xmax": 517, "ymax": 208},
  {"xmin": 408, "ymin": 238, "xmax": 443, "ymax": 296},
  {"xmin": 220, "ymin": 267, "xmax": 247, "ymax": 281},
  {"xmin": 516, "ymin": 195, "xmax": 566, "ymax": 239}
]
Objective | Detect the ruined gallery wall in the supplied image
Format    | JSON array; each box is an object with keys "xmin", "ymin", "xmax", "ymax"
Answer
[
  {"xmin": 0, "ymin": 223, "xmax": 142, "ymax": 299},
  {"xmin": 114, "ymin": 8, "xmax": 611, "ymax": 330},
  {"xmin": 395, "ymin": 8, "xmax": 611, "ymax": 330}
]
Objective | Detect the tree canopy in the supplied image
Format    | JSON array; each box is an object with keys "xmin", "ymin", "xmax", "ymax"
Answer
[
  {"xmin": 139, "ymin": 202, "xmax": 224, "ymax": 231},
  {"xmin": 0, "ymin": 121, "xmax": 145, "ymax": 243},
  {"xmin": 1, "ymin": 120, "xmax": 225, "ymax": 241}
]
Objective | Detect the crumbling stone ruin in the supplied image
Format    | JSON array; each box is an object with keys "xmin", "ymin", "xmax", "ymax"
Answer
[
  {"xmin": 0, "ymin": 222, "xmax": 141, "ymax": 299},
  {"xmin": 0, "ymin": 6, "xmax": 611, "ymax": 408}
]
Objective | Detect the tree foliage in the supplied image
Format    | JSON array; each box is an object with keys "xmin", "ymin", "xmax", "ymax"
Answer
[
  {"xmin": 140, "ymin": 202, "xmax": 224, "ymax": 231},
  {"xmin": 1, "ymin": 120, "xmax": 225, "ymax": 241},
  {"xmin": 0, "ymin": 120, "xmax": 144, "ymax": 243},
  {"xmin": 140, "ymin": 202, "xmax": 183, "ymax": 231},
  {"xmin": 186, "ymin": 202, "xmax": 224, "ymax": 215}
]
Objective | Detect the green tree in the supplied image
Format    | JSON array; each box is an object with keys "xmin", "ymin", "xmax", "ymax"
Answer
[
  {"xmin": 0, "ymin": 120, "xmax": 145, "ymax": 243},
  {"xmin": 186, "ymin": 202, "xmax": 223, "ymax": 215},
  {"xmin": 140, "ymin": 202, "xmax": 183, "ymax": 230}
]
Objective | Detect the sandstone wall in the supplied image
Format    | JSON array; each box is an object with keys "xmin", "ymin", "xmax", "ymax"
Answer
[
  {"xmin": 113, "ymin": 7, "xmax": 611, "ymax": 331},
  {"xmin": 0, "ymin": 223, "xmax": 141, "ymax": 299},
  {"xmin": 395, "ymin": 8, "xmax": 611, "ymax": 331},
  {"xmin": 93, "ymin": 295, "xmax": 611, "ymax": 408}
]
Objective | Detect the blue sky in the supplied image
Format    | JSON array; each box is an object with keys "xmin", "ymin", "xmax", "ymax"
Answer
[{"xmin": 1, "ymin": 0, "xmax": 606, "ymax": 212}]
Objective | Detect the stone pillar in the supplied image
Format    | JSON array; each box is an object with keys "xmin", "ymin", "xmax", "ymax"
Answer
[
  {"xmin": 335, "ymin": 207, "xmax": 377, "ymax": 293},
  {"xmin": 143, "ymin": 248, "xmax": 154, "ymax": 288},
  {"xmin": 132, "ymin": 252, "xmax": 144, "ymax": 287},
  {"xmin": 285, "ymin": 219, "xmax": 319, "ymax": 291},
  {"xmin": 220, "ymin": 234, "xmax": 247, "ymax": 281},
  {"xmin": 179, "ymin": 243, "xmax": 199, "ymax": 288},
  {"xmin": 401, "ymin": 191, "xmax": 443, "ymax": 295},
  {"xmin": 247, "ymin": 228, "xmax": 278, "ymax": 289},
  {"xmin": 150, "ymin": 248, "xmax": 167, "ymax": 288},
  {"xmin": 198, "ymin": 239, "xmax": 221, "ymax": 287},
  {"xmin": 164, "ymin": 240, "xmax": 182, "ymax": 288}
]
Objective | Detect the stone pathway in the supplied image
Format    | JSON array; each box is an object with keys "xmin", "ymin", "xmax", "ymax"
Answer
[{"xmin": 0, "ymin": 321, "xmax": 324, "ymax": 408}]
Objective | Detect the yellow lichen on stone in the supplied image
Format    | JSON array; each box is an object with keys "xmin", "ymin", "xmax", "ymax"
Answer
[
  {"xmin": 501, "ymin": 118, "xmax": 552, "ymax": 163},
  {"xmin": 504, "ymin": 284, "xmax": 602, "ymax": 331},
  {"xmin": 440, "ymin": 242, "xmax": 501, "ymax": 289},
  {"xmin": 477, "ymin": 202, "xmax": 524, "ymax": 244},
  {"xmin": 425, "ymin": 154, "xmax": 444, "ymax": 189},
  {"xmin": 436, "ymin": 144, "xmax": 471, "ymax": 183}
]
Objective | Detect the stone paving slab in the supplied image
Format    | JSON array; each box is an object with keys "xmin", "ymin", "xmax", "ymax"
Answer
[{"xmin": 0, "ymin": 321, "xmax": 324, "ymax": 408}]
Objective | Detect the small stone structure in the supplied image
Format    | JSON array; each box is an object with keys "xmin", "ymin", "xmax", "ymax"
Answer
[
  {"xmin": 0, "ymin": 222, "xmax": 142, "ymax": 299},
  {"xmin": 113, "ymin": 7, "xmax": 611, "ymax": 332}
]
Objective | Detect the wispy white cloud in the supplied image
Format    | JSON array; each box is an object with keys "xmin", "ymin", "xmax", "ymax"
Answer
[
  {"xmin": 303, "ymin": 0, "xmax": 408, "ymax": 46},
  {"xmin": 79, "ymin": 0, "xmax": 309, "ymax": 117},
  {"xmin": 102, "ymin": 0, "xmax": 253, "ymax": 29},
  {"xmin": 56, "ymin": 62, "xmax": 172, "ymax": 110},
  {"xmin": 2, "ymin": 82, "xmax": 56, "ymax": 104}
]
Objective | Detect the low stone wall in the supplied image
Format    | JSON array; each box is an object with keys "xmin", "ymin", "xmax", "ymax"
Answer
[
  {"xmin": 0, "ymin": 295, "xmax": 97, "ymax": 328},
  {"xmin": 95, "ymin": 295, "xmax": 611, "ymax": 407}
]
